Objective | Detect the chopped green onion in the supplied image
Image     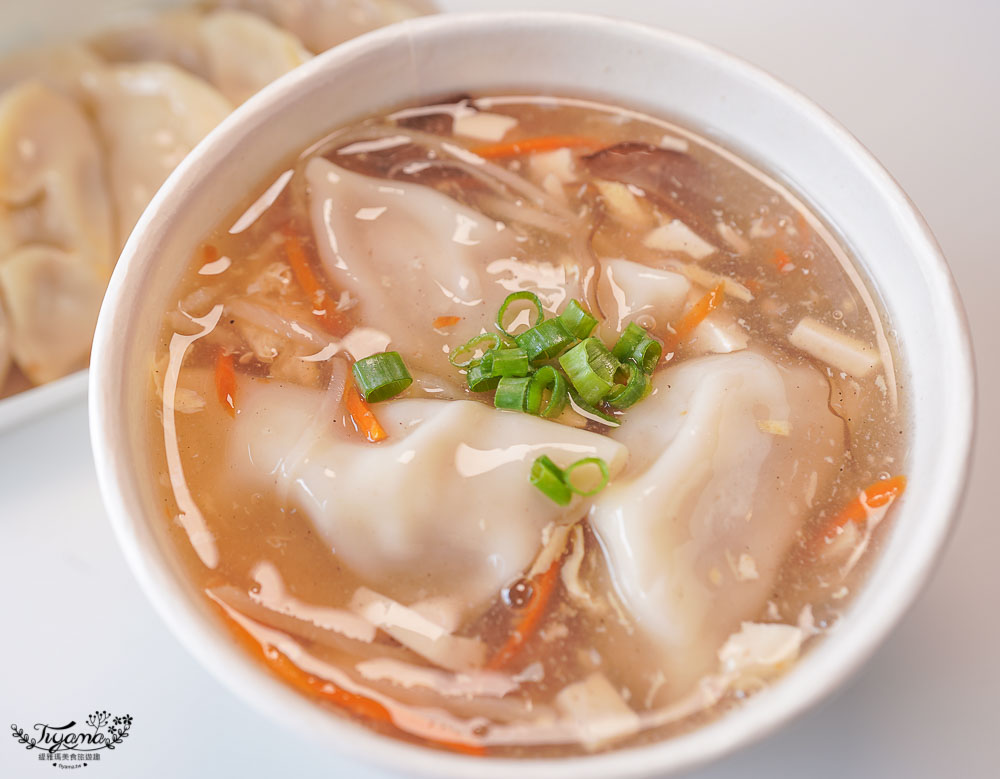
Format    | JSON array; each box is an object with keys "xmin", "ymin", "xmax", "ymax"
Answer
[
  {"xmin": 496, "ymin": 291, "xmax": 543, "ymax": 336},
  {"xmin": 514, "ymin": 318, "xmax": 576, "ymax": 363},
  {"xmin": 449, "ymin": 333, "xmax": 504, "ymax": 367},
  {"xmin": 494, "ymin": 376, "xmax": 532, "ymax": 411},
  {"xmin": 351, "ymin": 351, "xmax": 412, "ymax": 402},
  {"xmin": 607, "ymin": 359, "xmax": 648, "ymax": 409},
  {"xmin": 491, "ymin": 347, "xmax": 530, "ymax": 377},
  {"xmin": 568, "ymin": 387, "xmax": 621, "ymax": 427},
  {"xmin": 466, "ymin": 357, "xmax": 500, "ymax": 392},
  {"xmin": 530, "ymin": 455, "xmax": 572, "ymax": 506},
  {"xmin": 528, "ymin": 365, "xmax": 568, "ymax": 418},
  {"xmin": 611, "ymin": 321, "xmax": 662, "ymax": 373},
  {"xmin": 563, "ymin": 457, "xmax": 610, "ymax": 496},
  {"xmin": 559, "ymin": 337, "xmax": 620, "ymax": 405},
  {"xmin": 558, "ymin": 299, "xmax": 598, "ymax": 339}
]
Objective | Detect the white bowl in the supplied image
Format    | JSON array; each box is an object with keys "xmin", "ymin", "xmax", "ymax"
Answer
[{"xmin": 89, "ymin": 11, "xmax": 975, "ymax": 778}]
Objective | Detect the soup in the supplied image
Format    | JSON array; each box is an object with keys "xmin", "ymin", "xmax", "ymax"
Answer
[{"xmin": 150, "ymin": 94, "xmax": 906, "ymax": 756}]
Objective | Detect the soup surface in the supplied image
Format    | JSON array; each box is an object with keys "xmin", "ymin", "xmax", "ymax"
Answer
[{"xmin": 150, "ymin": 94, "xmax": 907, "ymax": 756}]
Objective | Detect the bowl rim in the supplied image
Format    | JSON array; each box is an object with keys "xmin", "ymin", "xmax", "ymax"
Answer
[{"xmin": 89, "ymin": 10, "xmax": 976, "ymax": 779}]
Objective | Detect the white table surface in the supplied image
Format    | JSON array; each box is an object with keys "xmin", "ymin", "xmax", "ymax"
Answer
[{"xmin": 2, "ymin": 1, "xmax": 997, "ymax": 776}]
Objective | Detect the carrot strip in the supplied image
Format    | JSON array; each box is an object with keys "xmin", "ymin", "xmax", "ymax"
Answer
[
  {"xmin": 344, "ymin": 378, "xmax": 388, "ymax": 443},
  {"xmin": 433, "ymin": 315, "xmax": 463, "ymax": 329},
  {"xmin": 214, "ymin": 350, "xmax": 236, "ymax": 416},
  {"xmin": 282, "ymin": 229, "xmax": 350, "ymax": 336},
  {"xmin": 469, "ymin": 134, "xmax": 600, "ymax": 159},
  {"xmin": 770, "ymin": 248, "xmax": 794, "ymax": 273},
  {"xmin": 663, "ymin": 283, "xmax": 725, "ymax": 352},
  {"xmin": 815, "ymin": 475, "xmax": 908, "ymax": 548},
  {"xmin": 486, "ymin": 560, "xmax": 561, "ymax": 671}
]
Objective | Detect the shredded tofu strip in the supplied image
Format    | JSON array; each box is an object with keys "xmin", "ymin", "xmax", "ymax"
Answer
[
  {"xmin": 560, "ymin": 524, "xmax": 595, "ymax": 607},
  {"xmin": 789, "ymin": 317, "xmax": 880, "ymax": 377},
  {"xmin": 594, "ymin": 179, "xmax": 651, "ymax": 226},
  {"xmin": 349, "ymin": 587, "xmax": 486, "ymax": 671},
  {"xmin": 528, "ymin": 522, "xmax": 573, "ymax": 578},
  {"xmin": 644, "ymin": 219, "xmax": 716, "ymax": 259},
  {"xmin": 554, "ymin": 673, "xmax": 641, "ymax": 751},
  {"xmin": 718, "ymin": 622, "xmax": 804, "ymax": 678},
  {"xmin": 668, "ymin": 260, "xmax": 754, "ymax": 302},
  {"xmin": 453, "ymin": 111, "xmax": 517, "ymax": 142}
]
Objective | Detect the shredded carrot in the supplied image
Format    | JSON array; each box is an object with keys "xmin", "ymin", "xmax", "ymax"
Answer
[
  {"xmin": 663, "ymin": 283, "xmax": 725, "ymax": 353},
  {"xmin": 469, "ymin": 134, "xmax": 600, "ymax": 159},
  {"xmin": 486, "ymin": 560, "xmax": 561, "ymax": 671},
  {"xmin": 433, "ymin": 315, "xmax": 463, "ymax": 329},
  {"xmin": 814, "ymin": 475, "xmax": 908, "ymax": 550},
  {"xmin": 282, "ymin": 229, "xmax": 350, "ymax": 336},
  {"xmin": 212, "ymin": 602, "xmax": 485, "ymax": 756},
  {"xmin": 770, "ymin": 248, "xmax": 794, "ymax": 273},
  {"xmin": 214, "ymin": 350, "xmax": 236, "ymax": 416},
  {"xmin": 344, "ymin": 378, "xmax": 387, "ymax": 443}
]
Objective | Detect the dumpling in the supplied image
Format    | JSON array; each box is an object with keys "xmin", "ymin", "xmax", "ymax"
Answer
[
  {"xmin": 86, "ymin": 62, "xmax": 232, "ymax": 247},
  {"xmin": 0, "ymin": 44, "xmax": 105, "ymax": 101},
  {"xmin": 589, "ymin": 351, "xmax": 843, "ymax": 692},
  {"xmin": 595, "ymin": 257, "xmax": 690, "ymax": 338},
  {"xmin": 93, "ymin": 9, "xmax": 311, "ymax": 105},
  {"xmin": 231, "ymin": 378, "xmax": 628, "ymax": 613},
  {"xmin": 0, "ymin": 82, "xmax": 113, "ymax": 274},
  {"xmin": 0, "ymin": 296, "xmax": 10, "ymax": 389},
  {"xmin": 0, "ymin": 247, "xmax": 105, "ymax": 383},
  {"xmin": 307, "ymin": 157, "xmax": 586, "ymax": 376},
  {"xmin": 215, "ymin": 0, "xmax": 436, "ymax": 54}
]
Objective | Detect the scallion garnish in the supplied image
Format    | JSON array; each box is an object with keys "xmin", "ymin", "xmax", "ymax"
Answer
[
  {"xmin": 611, "ymin": 322, "xmax": 662, "ymax": 373},
  {"xmin": 514, "ymin": 318, "xmax": 576, "ymax": 363},
  {"xmin": 558, "ymin": 337, "xmax": 620, "ymax": 405},
  {"xmin": 563, "ymin": 457, "xmax": 611, "ymax": 496},
  {"xmin": 449, "ymin": 333, "xmax": 505, "ymax": 367},
  {"xmin": 351, "ymin": 351, "xmax": 412, "ymax": 402},
  {"xmin": 491, "ymin": 347, "xmax": 530, "ymax": 378},
  {"xmin": 530, "ymin": 455, "xmax": 573, "ymax": 506},
  {"xmin": 494, "ymin": 376, "xmax": 532, "ymax": 411},
  {"xmin": 607, "ymin": 359, "xmax": 648, "ymax": 409},
  {"xmin": 530, "ymin": 454, "xmax": 610, "ymax": 505},
  {"xmin": 496, "ymin": 291, "xmax": 544, "ymax": 337},
  {"xmin": 557, "ymin": 299, "xmax": 598, "ymax": 340},
  {"xmin": 568, "ymin": 387, "xmax": 621, "ymax": 427},
  {"xmin": 526, "ymin": 365, "xmax": 568, "ymax": 418},
  {"xmin": 466, "ymin": 357, "xmax": 500, "ymax": 392}
]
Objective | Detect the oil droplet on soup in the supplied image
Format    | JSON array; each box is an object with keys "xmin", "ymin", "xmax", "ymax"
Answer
[{"xmin": 149, "ymin": 95, "xmax": 907, "ymax": 756}]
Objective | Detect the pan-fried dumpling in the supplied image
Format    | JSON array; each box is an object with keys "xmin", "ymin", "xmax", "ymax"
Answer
[
  {"xmin": 0, "ymin": 82, "xmax": 113, "ymax": 274},
  {"xmin": 87, "ymin": 62, "xmax": 232, "ymax": 247},
  {"xmin": 231, "ymin": 379, "xmax": 628, "ymax": 612},
  {"xmin": 0, "ymin": 44, "xmax": 104, "ymax": 100},
  {"xmin": 589, "ymin": 351, "xmax": 843, "ymax": 692},
  {"xmin": 307, "ymin": 157, "xmax": 586, "ymax": 377},
  {"xmin": 93, "ymin": 9, "xmax": 311, "ymax": 105},
  {"xmin": 0, "ymin": 247, "xmax": 105, "ymax": 383},
  {"xmin": 215, "ymin": 0, "xmax": 436, "ymax": 54}
]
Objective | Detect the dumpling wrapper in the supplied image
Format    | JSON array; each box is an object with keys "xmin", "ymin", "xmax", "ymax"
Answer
[
  {"xmin": 92, "ymin": 9, "xmax": 311, "ymax": 105},
  {"xmin": 0, "ymin": 247, "xmax": 105, "ymax": 383},
  {"xmin": 231, "ymin": 381, "xmax": 628, "ymax": 613},
  {"xmin": 0, "ymin": 44, "xmax": 105, "ymax": 100},
  {"xmin": 307, "ymin": 157, "xmax": 587, "ymax": 377},
  {"xmin": 87, "ymin": 62, "xmax": 232, "ymax": 248},
  {"xmin": 0, "ymin": 82, "xmax": 113, "ymax": 274},
  {"xmin": 216, "ymin": 0, "xmax": 435, "ymax": 53},
  {"xmin": 596, "ymin": 257, "xmax": 690, "ymax": 339},
  {"xmin": 589, "ymin": 351, "xmax": 843, "ymax": 692}
]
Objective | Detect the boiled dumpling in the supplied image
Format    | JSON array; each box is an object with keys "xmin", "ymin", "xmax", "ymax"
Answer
[
  {"xmin": 0, "ymin": 247, "xmax": 105, "ymax": 383},
  {"xmin": 231, "ymin": 378, "xmax": 628, "ymax": 613},
  {"xmin": 87, "ymin": 62, "xmax": 232, "ymax": 247},
  {"xmin": 589, "ymin": 351, "xmax": 843, "ymax": 692},
  {"xmin": 307, "ymin": 157, "xmax": 586, "ymax": 376},
  {"xmin": 0, "ymin": 296, "xmax": 10, "ymax": 389},
  {"xmin": 0, "ymin": 82, "xmax": 113, "ymax": 273},
  {"xmin": 216, "ymin": 0, "xmax": 436, "ymax": 54},
  {"xmin": 0, "ymin": 44, "xmax": 105, "ymax": 101},
  {"xmin": 596, "ymin": 257, "xmax": 690, "ymax": 338},
  {"xmin": 93, "ymin": 9, "xmax": 311, "ymax": 105}
]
